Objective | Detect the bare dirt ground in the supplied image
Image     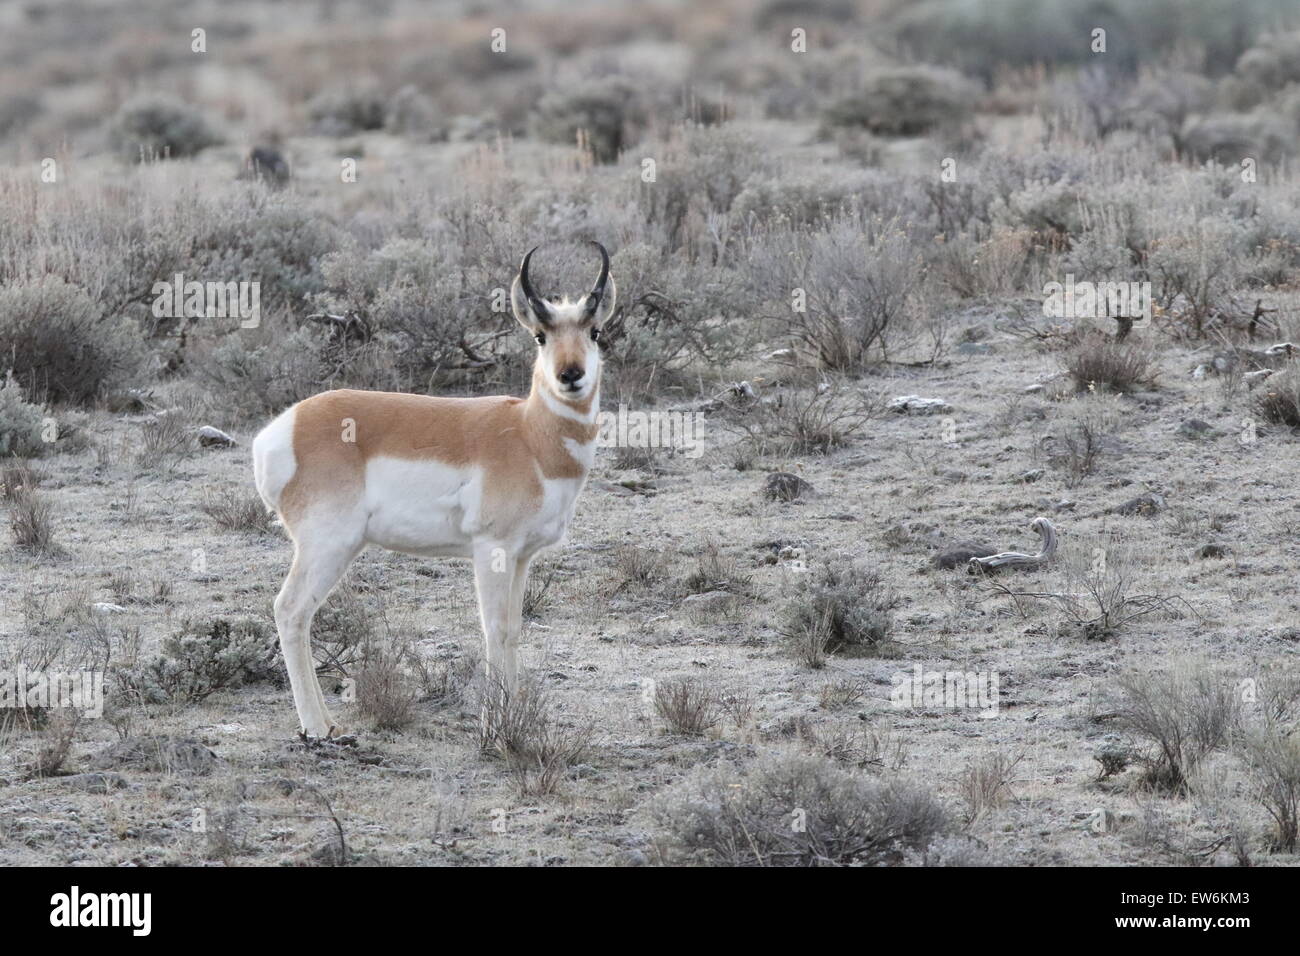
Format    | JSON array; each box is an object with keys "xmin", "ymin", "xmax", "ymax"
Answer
[{"xmin": 4, "ymin": 324, "xmax": 1298, "ymax": 866}]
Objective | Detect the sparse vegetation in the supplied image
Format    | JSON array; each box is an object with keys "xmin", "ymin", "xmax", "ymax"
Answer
[
  {"xmin": 1112, "ymin": 665, "xmax": 1238, "ymax": 792},
  {"xmin": 647, "ymin": 751, "xmax": 950, "ymax": 866},
  {"xmin": 116, "ymin": 618, "xmax": 281, "ymax": 705},
  {"xmin": 1065, "ymin": 337, "xmax": 1158, "ymax": 393},
  {"xmin": 782, "ymin": 561, "xmax": 897, "ymax": 663},
  {"xmin": 479, "ymin": 679, "xmax": 594, "ymax": 797},
  {"xmin": 110, "ymin": 93, "xmax": 222, "ymax": 161},
  {"xmin": 1255, "ymin": 369, "xmax": 1300, "ymax": 427},
  {"xmin": 654, "ymin": 677, "xmax": 723, "ymax": 736},
  {"xmin": 201, "ymin": 488, "xmax": 273, "ymax": 534},
  {"xmin": 7, "ymin": 480, "xmax": 59, "ymax": 555}
]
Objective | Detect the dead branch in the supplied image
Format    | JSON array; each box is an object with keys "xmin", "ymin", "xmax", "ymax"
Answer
[{"xmin": 969, "ymin": 517, "xmax": 1058, "ymax": 573}]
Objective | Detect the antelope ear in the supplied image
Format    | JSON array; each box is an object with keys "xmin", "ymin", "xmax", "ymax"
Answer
[
  {"xmin": 510, "ymin": 276, "xmax": 550, "ymax": 331},
  {"xmin": 586, "ymin": 275, "xmax": 617, "ymax": 327}
]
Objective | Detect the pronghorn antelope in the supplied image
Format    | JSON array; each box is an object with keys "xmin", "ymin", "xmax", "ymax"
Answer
[{"xmin": 252, "ymin": 243, "xmax": 614, "ymax": 738}]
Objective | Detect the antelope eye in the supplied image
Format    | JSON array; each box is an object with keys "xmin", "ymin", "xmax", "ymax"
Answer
[
  {"xmin": 534, "ymin": 332, "xmax": 546, "ymax": 346},
  {"xmin": 590, "ymin": 327, "xmax": 601, "ymax": 342}
]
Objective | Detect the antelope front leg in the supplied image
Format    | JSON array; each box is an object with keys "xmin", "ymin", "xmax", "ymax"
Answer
[
  {"xmin": 506, "ymin": 554, "xmax": 534, "ymax": 686},
  {"xmin": 472, "ymin": 543, "xmax": 517, "ymax": 705}
]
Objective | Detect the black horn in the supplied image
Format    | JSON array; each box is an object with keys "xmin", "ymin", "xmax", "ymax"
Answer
[
  {"xmin": 584, "ymin": 241, "xmax": 610, "ymax": 317},
  {"xmin": 518, "ymin": 246, "xmax": 552, "ymax": 325}
]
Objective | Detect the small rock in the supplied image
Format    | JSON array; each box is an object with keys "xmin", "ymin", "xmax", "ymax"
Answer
[
  {"xmin": 91, "ymin": 603, "xmax": 126, "ymax": 614},
  {"xmin": 1177, "ymin": 419, "xmax": 1216, "ymax": 440},
  {"xmin": 1014, "ymin": 469, "xmax": 1044, "ymax": 484},
  {"xmin": 763, "ymin": 472, "xmax": 812, "ymax": 502},
  {"xmin": 955, "ymin": 342, "xmax": 993, "ymax": 355},
  {"xmin": 1112, "ymin": 492, "xmax": 1165, "ymax": 516},
  {"xmin": 888, "ymin": 395, "xmax": 952, "ymax": 415},
  {"xmin": 197, "ymin": 425, "xmax": 237, "ymax": 448},
  {"xmin": 61, "ymin": 772, "xmax": 129, "ymax": 794},
  {"xmin": 309, "ymin": 828, "xmax": 349, "ymax": 865},
  {"xmin": 1022, "ymin": 383, "xmax": 1046, "ymax": 394},
  {"xmin": 1198, "ymin": 543, "xmax": 1229, "ymax": 559},
  {"xmin": 932, "ymin": 541, "xmax": 1000, "ymax": 570},
  {"xmin": 619, "ymin": 848, "xmax": 649, "ymax": 867}
]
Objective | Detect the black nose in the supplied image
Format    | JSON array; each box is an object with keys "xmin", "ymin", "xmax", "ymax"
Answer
[{"xmin": 558, "ymin": 366, "xmax": 584, "ymax": 386}]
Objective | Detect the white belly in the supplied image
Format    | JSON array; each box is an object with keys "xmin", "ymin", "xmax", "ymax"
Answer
[
  {"xmin": 360, "ymin": 456, "xmax": 478, "ymax": 557},
  {"xmin": 357, "ymin": 456, "xmax": 589, "ymax": 559}
]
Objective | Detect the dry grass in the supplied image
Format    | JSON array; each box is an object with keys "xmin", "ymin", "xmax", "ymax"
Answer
[
  {"xmin": 1112, "ymin": 665, "xmax": 1238, "ymax": 792},
  {"xmin": 201, "ymin": 488, "xmax": 273, "ymax": 534},
  {"xmin": 7, "ymin": 480, "xmax": 60, "ymax": 555},
  {"xmin": 1065, "ymin": 338, "xmax": 1158, "ymax": 393},
  {"xmin": 354, "ymin": 636, "xmax": 422, "ymax": 732},
  {"xmin": 647, "ymin": 751, "xmax": 949, "ymax": 866},
  {"xmin": 1255, "ymin": 369, "xmax": 1300, "ymax": 427},
  {"xmin": 654, "ymin": 677, "xmax": 723, "ymax": 736},
  {"xmin": 479, "ymin": 679, "xmax": 594, "ymax": 797},
  {"xmin": 959, "ymin": 751, "xmax": 1022, "ymax": 824}
]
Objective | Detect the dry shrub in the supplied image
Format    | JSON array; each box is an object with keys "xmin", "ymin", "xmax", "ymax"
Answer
[
  {"xmin": 823, "ymin": 65, "xmax": 974, "ymax": 136},
  {"xmin": 789, "ymin": 717, "xmax": 905, "ymax": 771},
  {"xmin": 479, "ymin": 678, "xmax": 594, "ymax": 796},
  {"xmin": 730, "ymin": 387, "xmax": 879, "ymax": 457},
  {"xmin": 654, "ymin": 677, "xmax": 722, "ymax": 736},
  {"xmin": 612, "ymin": 545, "xmax": 666, "ymax": 592},
  {"xmin": 1113, "ymin": 664, "xmax": 1238, "ymax": 792},
  {"xmin": 647, "ymin": 751, "xmax": 950, "ymax": 866},
  {"xmin": 312, "ymin": 579, "xmax": 373, "ymax": 675},
  {"xmin": 755, "ymin": 218, "xmax": 923, "ymax": 371},
  {"xmin": 0, "ymin": 276, "xmax": 147, "ymax": 406},
  {"xmin": 785, "ymin": 601, "xmax": 834, "ymax": 670},
  {"xmin": 532, "ymin": 76, "xmax": 647, "ymax": 163},
  {"xmin": 110, "ymin": 92, "xmax": 222, "ymax": 160},
  {"xmin": 1041, "ymin": 393, "xmax": 1122, "ymax": 486},
  {"xmin": 819, "ymin": 677, "xmax": 867, "ymax": 709},
  {"xmin": 0, "ymin": 371, "xmax": 48, "ymax": 457},
  {"xmin": 1065, "ymin": 336, "xmax": 1157, "ymax": 393},
  {"xmin": 1254, "ymin": 369, "xmax": 1300, "ymax": 427},
  {"xmin": 682, "ymin": 539, "xmax": 750, "ymax": 595},
  {"xmin": 25, "ymin": 710, "xmax": 83, "ymax": 779},
  {"xmin": 201, "ymin": 488, "xmax": 273, "ymax": 534},
  {"xmin": 136, "ymin": 411, "xmax": 194, "ymax": 470},
  {"xmin": 7, "ymin": 480, "xmax": 59, "ymax": 555},
  {"xmin": 1240, "ymin": 721, "xmax": 1300, "ymax": 852},
  {"xmin": 959, "ymin": 751, "xmax": 1022, "ymax": 824},
  {"xmin": 781, "ymin": 560, "xmax": 897, "ymax": 664},
  {"xmin": 1052, "ymin": 537, "xmax": 1187, "ymax": 640},
  {"xmin": 523, "ymin": 560, "xmax": 564, "ymax": 618},
  {"xmin": 355, "ymin": 637, "xmax": 421, "ymax": 732},
  {"xmin": 116, "ymin": 618, "xmax": 281, "ymax": 705}
]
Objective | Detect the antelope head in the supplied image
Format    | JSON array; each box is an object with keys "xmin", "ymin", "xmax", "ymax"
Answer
[{"xmin": 511, "ymin": 241, "xmax": 616, "ymax": 403}]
